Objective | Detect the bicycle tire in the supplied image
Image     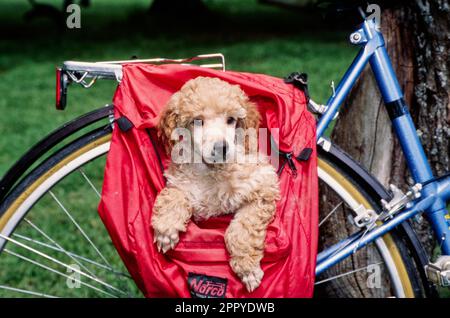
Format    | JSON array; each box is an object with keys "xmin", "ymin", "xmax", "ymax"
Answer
[{"xmin": 0, "ymin": 116, "xmax": 430, "ymax": 298}]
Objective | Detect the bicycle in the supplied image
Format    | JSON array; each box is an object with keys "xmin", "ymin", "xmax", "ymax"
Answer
[{"xmin": 0, "ymin": 13, "xmax": 448, "ymax": 298}]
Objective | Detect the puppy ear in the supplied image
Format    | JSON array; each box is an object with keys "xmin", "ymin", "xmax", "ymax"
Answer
[
  {"xmin": 236, "ymin": 93, "xmax": 260, "ymax": 155},
  {"xmin": 237, "ymin": 93, "xmax": 260, "ymax": 132},
  {"xmin": 241, "ymin": 99, "xmax": 260, "ymax": 131},
  {"xmin": 158, "ymin": 94, "xmax": 180, "ymax": 153}
]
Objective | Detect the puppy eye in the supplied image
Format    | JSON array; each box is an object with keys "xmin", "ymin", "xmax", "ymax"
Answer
[
  {"xmin": 192, "ymin": 119, "xmax": 203, "ymax": 126},
  {"xmin": 227, "ymin": 117, "xmax": 236, "ymax": 125}
]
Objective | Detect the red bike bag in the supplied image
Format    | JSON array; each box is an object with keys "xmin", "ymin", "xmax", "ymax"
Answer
[{"xmin": 98, "ymin": 63, "xmax": 318, "ymax": 298}]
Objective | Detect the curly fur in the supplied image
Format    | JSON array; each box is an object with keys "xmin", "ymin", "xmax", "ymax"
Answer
[{"xmin": 152, "ymin": 76, "xmax": 280, "ymax": 292}]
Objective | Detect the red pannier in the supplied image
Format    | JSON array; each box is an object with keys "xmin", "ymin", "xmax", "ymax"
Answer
[{"xmin": 98, "ymin": 63, "xmax": 319, "ymax": 298}]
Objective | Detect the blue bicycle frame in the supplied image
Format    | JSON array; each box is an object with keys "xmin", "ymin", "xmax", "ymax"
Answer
[{"xmin": 315, "ymin": 18, "xmax": 450, "ymax": 275}]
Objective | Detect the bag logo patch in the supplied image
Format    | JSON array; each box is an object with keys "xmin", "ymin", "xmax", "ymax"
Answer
[{"xmin": 187, "ymin": 273, "xmax": 227, "ymax": 298}]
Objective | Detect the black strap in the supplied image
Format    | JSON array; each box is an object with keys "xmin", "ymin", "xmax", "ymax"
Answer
[
  {"xmin": 284, "ymin": 72, "xmax": 310, "ymax": 102},
  {"xmin": 277, "ymin": 151, "xmax": 297, "ymax": 177},
  {"xmin": 277, "ymin": 147, "xmax": 313, "ymax": 177}
]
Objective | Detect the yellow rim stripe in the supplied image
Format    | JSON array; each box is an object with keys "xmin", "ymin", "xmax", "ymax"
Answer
[
  {"xmin": 318, "ymin": 159, "xmax": 415, "ymax": 298},
  {"xmin": 0, "ymin": 134, "xmax": 111, "ymax": 231}
]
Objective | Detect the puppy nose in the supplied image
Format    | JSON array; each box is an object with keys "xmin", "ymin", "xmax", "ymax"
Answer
[{"xmin": 212, "ymin": 140, "xmax": 228, "ymax": 157}]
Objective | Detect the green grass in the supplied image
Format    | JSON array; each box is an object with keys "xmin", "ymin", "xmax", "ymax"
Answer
[
  {"xmin": 0, "ymin": 0, "xmax": 356, "ymax": 176},
  {"xmin": 0, "ymin": 0, "xmax": 356, "ymax": 297}
]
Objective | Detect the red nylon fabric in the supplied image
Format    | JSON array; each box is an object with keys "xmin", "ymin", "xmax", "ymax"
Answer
[{"xmin": 98, "ymin": 64, "xmax": 319, "ymax": 298}]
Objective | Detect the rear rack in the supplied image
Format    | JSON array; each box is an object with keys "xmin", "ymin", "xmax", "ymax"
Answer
[{"xmin": 56, "ymin": 53, "xmax": 226, "ymax": 110}]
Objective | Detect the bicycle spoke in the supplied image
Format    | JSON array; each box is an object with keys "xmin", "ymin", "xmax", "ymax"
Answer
[
  {"xmin": 4, "ymin": 249, "xmax": 117, "ymax": 298},
  {"xmin": 352, "ymin": 221, "xmax": 378, "ymax": 253},
  {"xmin": 23, "ymin": 218, "xmax": 97, "ymax": 279},
  {"xmin": 315, "ymin": 261, "xmax": 384, "ymax": 285},
  {"xmin": 12, "ymin": 233, "xmax": 131, "ymax": 278},
  {"xmin": 49, "ymin": 190, "xmax": 112, "ymax": 267},
  {"xmin": 79, "ymin": 168, "xmax": 101, "ymax": 198},
  {"xmin": 328, "ymin": 230, "xmax": 364, "ymax": 260},
  {"xmin": 0, "ymin": 285, "xmax": 57, "ymax": 298},
  {"xmin": 319, "ymin": 201, "xmax": 344, "ymax": 227},
  {"xmin": 0, "ymin": 233, "xmax": 127, "ymax": 296}
]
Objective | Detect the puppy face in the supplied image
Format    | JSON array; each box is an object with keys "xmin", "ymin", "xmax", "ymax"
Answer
[
  {"xmin": 189, "ymin": 106, "xmax": 244, "ymax": 163},
  {"xmin": 159, "ymin": 77, "xmax": 260, "ymax": 164}
]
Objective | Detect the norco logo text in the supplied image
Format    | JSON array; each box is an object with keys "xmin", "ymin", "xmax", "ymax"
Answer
[{"xmin": 187, "ymin": 273, "xmax": 227, "ymax": 298}]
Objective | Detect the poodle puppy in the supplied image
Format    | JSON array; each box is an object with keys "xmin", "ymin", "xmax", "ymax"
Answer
[{"xmin": 151, "ymin": 76, "xmax": 280, "ymax": 292}]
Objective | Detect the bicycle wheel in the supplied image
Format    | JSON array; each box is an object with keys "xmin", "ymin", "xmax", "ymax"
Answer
[
  {"xmin": 315, "ymin": 151, "xmax": 427, "ymax": 298},
  {"xmin": 0, "ymin": 125, "xmax": 139, "ymax": 297},
  {"xmin": 0, "ymin": 112, "xmax": 428, "ymax": 298}
]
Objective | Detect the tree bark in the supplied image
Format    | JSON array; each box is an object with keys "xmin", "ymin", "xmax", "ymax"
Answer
[{"xmin": 317, "ymin": 1, "xmax": 449, "ymax": 297}]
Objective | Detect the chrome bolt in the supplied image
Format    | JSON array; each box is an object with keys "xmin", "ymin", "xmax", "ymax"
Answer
[{"xmin": 350, "ymin": 32, "xmax": 362, "ymax": 44}]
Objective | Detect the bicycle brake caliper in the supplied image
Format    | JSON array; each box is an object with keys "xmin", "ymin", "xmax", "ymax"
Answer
[
  {"xmin": 380, "ymin": 184, "xmax": 422, "ymax": 220},
  {"xmin": 353, "ymin": 205, "xmax": 377, "ymax": 228}
]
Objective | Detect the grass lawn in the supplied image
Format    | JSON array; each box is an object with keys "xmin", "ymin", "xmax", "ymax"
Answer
[
  {"xmin": 0, "ymin": 0, "xmax": 358, "ymax": 297},
  {"xmin": 0, "ymin": 0, "xmax": 356, "ymax": 176}
]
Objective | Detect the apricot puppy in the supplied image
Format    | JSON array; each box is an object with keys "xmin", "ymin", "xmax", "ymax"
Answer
[{"xmin": 152, "ymin": 77, "xmax": 280, "ymax": 292}]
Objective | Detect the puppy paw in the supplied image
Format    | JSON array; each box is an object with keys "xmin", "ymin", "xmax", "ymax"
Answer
[
  {"xmin": 153, "ymin": 229, "xmax": 180, "ymax": 253},
  {"xmin": 241, "ymin": 266, "xmax": 264, "ymax": 293}
]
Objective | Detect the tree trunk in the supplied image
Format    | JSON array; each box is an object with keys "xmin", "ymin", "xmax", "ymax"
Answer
[{"xmin": 317, "ymin": 1, "xmax": 449, "ymax": 297}]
